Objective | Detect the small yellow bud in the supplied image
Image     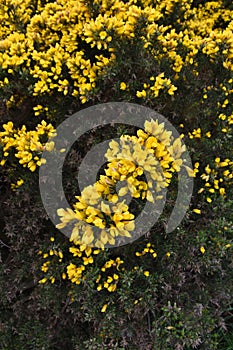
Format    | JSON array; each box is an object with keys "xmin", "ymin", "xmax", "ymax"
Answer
[
  {"xmin": 200, "ymin": 246, "xmax": 205, "ymax": 254},
  {"xmin": 101, "ymin": 304, "xmax": 108, "ymax": 312},
  {"xmin": 39, "ymin": 278, "xmax": 47, "ymax": 284}
]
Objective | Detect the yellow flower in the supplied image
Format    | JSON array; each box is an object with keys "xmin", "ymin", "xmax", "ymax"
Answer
[
  {"xmin": 41, "ymin": 263, "xmax": 49, "ymax": 273},
  {"xmin": 200, "ymin": 246, "xmax": 205, "ymax": 254},
  {"xmin": 136, "ymin": 90, "xmax": 147, "ymax": 98},
  {"xmin": 97, "ymin": 284, "xmax": 102, "ymax": 291},
  {"xmin": 83, "ymin": 256, "xmax": 94, "ymax": 265},
  {"xmin": 107, "ymin": 284, "xmax": 117, "ymax": 292},
  {"xmin": 58, "ymin": 251, "xmax": 63, "ymax": 259},
  {"xmin": 99, "ymin": 31, "xmax": 107, "ymax": 40},
  {"xmin": 39, "ymin": 278, "xmax": 47, "ymax": 284},
  {"xmin": 167, "ymin": 84, "xmax": 177, "ymax": 95},
  {"xmin": 101, "ymin": 304, "xmax": 108, "ymax": 313},
  {"xmin": 120, "ymin": 82, "xmax": 127, "ymax": 90},
  {"xmin": 219, "ymin": 188, "xmax": 226, "ymax": 196},
  {"xmin": 107, "ymin": 276, "xmax": 113, "ymax": 283},
  {"xmin": 193, "ymin": 208, "xmax": 201, "ymax": 214}
]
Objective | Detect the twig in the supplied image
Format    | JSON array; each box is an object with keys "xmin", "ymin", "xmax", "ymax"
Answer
[{"xmin": 0, "ymin": 239, "xmax": 11, "ymax": 249}]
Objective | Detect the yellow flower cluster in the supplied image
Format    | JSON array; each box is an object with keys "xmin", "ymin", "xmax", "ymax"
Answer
[
  {"xmin": 136, "ymin": 73, "xmax": 177, "ymax": 99},
  {"xmin": 57, "ymin": 119, "xmax": 190, "ymax": 247},
  {"xmin": 100, "ymin": 256, "xmax": 124, "ymax": 272},
  {"xmin": 135, "ymin": 242, "xmax": 157, "ymax": 258},
  {"xmin": 0, "ymin": 120, "xmax": 56, "ymax": 171},
  {"xmin": 66, "ymin": 263, "xmax": 86, "ymax": 285},
  {"xmin": 198, "ymin": 158, "xmax": 233, "ymax": 203},
  {"xmin": 10, "ymin": 178, "xmax": 24, "ymax": 190},
  {"xmin": 38, "ymin": 235, "xmax": 126, "ymax": 291},
  {"xmin": 189, "ymin": 128, "xmax": 202, "ymax": 139},
  {"xmin": 185, "ymin": 94, "xmax": 232, "ymax": 207},
  {"xmin": 57, "ymin": 191, "xmax": 135, "ymax": 248},
  {"xmin": 39, "ymin": 239, "xmax": 100, "ymax": 285},
  {"xmin": 38, "ymin": 245, "xmax": 64, "ymax": 284},
  {"xmin": 219, "ymin": 111, "xmax": 233, "ymax": 134},
  {"xmin": 33, "ymin": 105, "xmax": 49, "ymax": 117},
  {"xmin": 106, "ymin": 119, "xmax": 189, "ymax": 179},
  {"xmin": 0, "ymin": 0, "xmax": 160, "ymax": 104},
  {"xmin": 96, "ymin": 256, "xmax": 124, "ymax": 292},
  {"xmin": 0, "ymin": 0, "xmax": 232, "ymax": 112},
  {"xmin": 188, "ymin": 126, "xmax": 211, "ymax": 140}
]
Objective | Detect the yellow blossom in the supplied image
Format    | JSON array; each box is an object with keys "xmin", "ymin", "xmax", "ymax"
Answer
[
  {"xmin": 120, "ymin": 82, "xmax": 127, "ymax": 90},
  {"xmin": 101, "ymin": 304, "xmax": 108, "ymax": 313},
  {"xmin": 193, "ymin": 208, "xmax": 201, "ymax": 214},
  {"xmin": 200, "ymin": 246, "xmax": 205, "ymax": 254}
]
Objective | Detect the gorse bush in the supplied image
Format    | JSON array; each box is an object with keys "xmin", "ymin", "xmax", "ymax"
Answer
[
  {"xmin": 0, "ymin": 0, "xmax": 233, "ymax": 349},
  {"xmin": 56, "ymin": 118, "xmax": 192, "ymax": 248}
]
